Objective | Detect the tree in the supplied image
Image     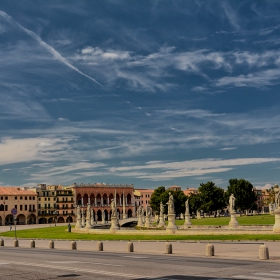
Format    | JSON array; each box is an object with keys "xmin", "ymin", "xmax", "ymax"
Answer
[
  {"xmin": 150, "ymin": 186, "xmax": 187, "ymax": 214},
  {"xmin": 149, "ymin": 186, "xmax": 166, "ymax": 213},
  {"xmin": 198, "ymin": 181, "xmax": 226, "ymax": 213},
  {"xmin": 188, "ymin": 192, "xmax": 201, "ymax": 215},
  {"xmin": 225, "ymin": 178, "xmax": 258, "ymax": 213}
]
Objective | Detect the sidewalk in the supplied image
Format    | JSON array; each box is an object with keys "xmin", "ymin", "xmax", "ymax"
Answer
[{"xmin": 1, "ymin": 238, "xmax": 279, "ymax": 262}]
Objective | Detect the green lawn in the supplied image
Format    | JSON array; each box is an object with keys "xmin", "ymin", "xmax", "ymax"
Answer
[
  {"xmin": 0, "ymin": 226, "xmax": 279, "ymax": 241},
  {"xmin": 175, "ymin": 214, "xmax": 274, "ymax": 226},
  {"xmin": 0, "ymin": 215, "xmax": 276, "ymax": 241}
]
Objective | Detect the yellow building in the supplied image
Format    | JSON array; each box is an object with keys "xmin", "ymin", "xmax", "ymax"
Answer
[{"xmin": 0, "ymin": 187, "xmax": 37, "ymax": 225}]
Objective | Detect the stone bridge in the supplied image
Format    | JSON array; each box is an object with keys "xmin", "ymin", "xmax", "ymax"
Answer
[{"xmin": 119, "ymin": 217, "xmax": 138, "ymax": 227}]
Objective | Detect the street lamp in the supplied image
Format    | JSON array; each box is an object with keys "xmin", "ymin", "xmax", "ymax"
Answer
[{"xmin": 54, "ymin": 211, "xmax": 58, "ymax": 226}]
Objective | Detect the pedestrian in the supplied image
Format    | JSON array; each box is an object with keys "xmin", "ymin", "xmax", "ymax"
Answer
[{"xmin": 10, "ymin": 225, "xmax": 12, "ymax": 231}]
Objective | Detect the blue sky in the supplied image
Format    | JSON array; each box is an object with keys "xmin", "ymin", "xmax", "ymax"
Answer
[{"xmin": 1, "ymin": 0, "xmax": 280, "ymax": 190}]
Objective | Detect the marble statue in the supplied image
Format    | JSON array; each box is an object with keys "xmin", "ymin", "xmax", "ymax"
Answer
[
  {"xmin": 111, "ymin": 198, "xmax": 117, "ymax": 217},
  {"xmin": 274, "ymin": 184, "xmax": 280, "ymax": 209},
  {"xmin": 160, "ymin": 201, "xmax": 164, "ymax": 215},
  {"xmin": 185, "ymin": 199, "xmax": 190, "ymax": 215},
  {"xmin": 86, "ymin": 203, "xmax": 91, "ymax": 219},
  {"xmin": 166, "ymin": 192, "xmax": 175, "ymax": 214},
  {"xmin": 76, "ymin": 205, "xmax": 81, "ymax": 219},
  {"xmin": 229, "ymin": 194, "xmax": 236, "ymax": 213}
]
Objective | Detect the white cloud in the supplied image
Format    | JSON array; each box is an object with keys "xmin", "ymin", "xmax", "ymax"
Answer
[
  {"xmin": 0, "ymin": 10, "xmax": 101, "ymax": 86},
  {"xmin": 109, "ymin": 158, "xmax": 280, "ymax": 181}
]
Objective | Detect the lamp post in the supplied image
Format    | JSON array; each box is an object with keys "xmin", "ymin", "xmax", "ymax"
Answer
[{"xmin": 54, "ymin": 211, "xmax": 58, "ymax": 226}]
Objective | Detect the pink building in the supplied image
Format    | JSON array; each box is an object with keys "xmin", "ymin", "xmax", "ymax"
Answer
[{"xmin": 134, "ymin": 189, "xmax": 154, "ymax": 210}]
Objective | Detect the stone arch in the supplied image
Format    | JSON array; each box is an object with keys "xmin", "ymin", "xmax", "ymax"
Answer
[
  {"xmin": 0, "ymin": 216, "xmax": 2, "ymax": 225},
  {"xmin": 96, "ymin": 194, "xmax": 101, "ymax": 205},
  {"xmin": 103, "ymin": 193, "xmax": 108, "ymax": 205},
  {"xmin": 104, "ymin": 209, "xmax": 108, "ymax": 221},
  {"xmin": 39, "ymin": 217, "xmax": 47, "ymax": 224},
  {"xmin": 83, "ymin": 193, "xmax": 88, "ymax": 205},
  {"xmin": 109, "ymin": 193, "xmax": 114, "ymax": 203},
  {"xmin": 97, "ymin": 209, "xmax": 102, "ymax": 221},
  {"xmin": 66, "ymin": 216, "xmax": 73, "ymax": 223},
  {"xmin": 116, "ymin": 193, "xmax": 120, "ymax": 205},
  {"xmin": 90, "ymin": 193, "xmax": 95, "ymax": 204},
  {"xmin": 48, "ymin": 217, "xmax": 53, "ymax": 223},
  {"xmin": 127, "ymin": 209, "xmax": 132, "ymax": 218},
  {"xmin": 5, "ymin": 214, "xmax": 14, "ymax": 225},
  {"xmin": 57, "ymin": 217, "xmax": 65, "ymax": 223},
  {"xmin": 28, "ymin": 214, "xmax": 36, "ymax": 224},
  {"xmin": 127, "ymin": 193, "xmax": 132, "ymax": 205},
  {"xmin": 17, "ymin": 214, "xmax": 26, "ymax": 225},
  {"xmin": 77, "ymin": 193, "xmax": 82, "ymax": 205}
]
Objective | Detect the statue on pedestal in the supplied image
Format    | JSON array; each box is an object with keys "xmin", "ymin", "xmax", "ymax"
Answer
[
  {"xmin": 229, "ymin": 194, "xmax": 236, "ymax": 213},
  {"xmin": 274, "ymin": 184, "xmax": 280, "ymax": 209},
  {"xmin": 166, "ymin": 192, "xmax": 175, "ymax": 214},
  {"xmin": 86, "ymin": 203, "xmax": 91, "ymax": 219},
  {"xmin": 111, "ymin": 198, "xmax": 117, "ymax": 217},
  {"xmin": 160, "ymin": 201, "xmax": 164, "ymax": 216},
  {"xmin": 185, "ymin": 199, "xmax": 190, "ymax": 215}
]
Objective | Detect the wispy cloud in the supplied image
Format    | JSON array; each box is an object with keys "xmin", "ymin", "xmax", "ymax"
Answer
[
  {"xmin": 0, "ymin": 10, "xmax": 102, "ymax": 86},
  {"xmin": 108, "ymin": 158, "xmax": 280, "ymax": 181}
]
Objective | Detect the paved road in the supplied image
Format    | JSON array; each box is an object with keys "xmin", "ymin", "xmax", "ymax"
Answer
[{"xmin": 0, "ymin": 246, "xmax": 280, "ymax": 280}]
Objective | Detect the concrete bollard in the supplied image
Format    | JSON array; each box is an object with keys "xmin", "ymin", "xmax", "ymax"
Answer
[
  {"xmin": 0, "ymin": 239, "xmax": 4, "ymax": 246},
  {"xmin": 97, "ymin": 241, "xmax": 103, "ymax": 251},
  {"xmin": 30, "ymin": 240, "xmax": 35, "ymax": 248},
  {"xmin": 259, "ymin": 244, "xmax": 269, "ymax": 260},
  {"xmin": 14, "ymin": 240, "xmax": 19, "ymax": 247},
  {"xmin": 71, "ymin": 241, "xmax": 77, "ymax": 250},
  {"xmin": 127, "ymin": 241, "xmax": 134, "ymax": 252},
  {"xmin": 206, "ymin": 243, "xmax": 215, "ymax": 257},
  {"xmin": 165, "ymin": 242, "xmax": 172, "ymax": 254},
  {"xmin": 49, "ymin": 240, "xmax": 54, "ymax": 249}
]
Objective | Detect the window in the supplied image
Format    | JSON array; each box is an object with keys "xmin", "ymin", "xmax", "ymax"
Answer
[
  {"xmin": 48, "ymin": 198, "xmax": 50, "ymax": 201},
  {"xmin": 33, "ymin": 197, "xmax": 35, "ymax": 200},
  {"xmin": 0, "ymin": 197, "xmax": 2, "ymax": 200},
  {"xmin": 38, "ymin": 204, "xmax": 41, "ymax": 209},
  {"xmin": 5, "ymin": 197, "xmax": 8, "ymax": 200},
  {"xmin": 25, "ymin": 196, "xmax": 27, "ymax": 200},
  {"xmin": 15, "ymin": 205, "xmax": 17, "ymax": 209},
  {"xmin": 20, "ymin": 205, "xmax": 22, "ymax": 211},
  {"xmin": 20, "ymin": 196, "xmax": 22, "ymax": 200},
  {"xmin": 39, "ymin": 198, "xmax": 41, "ymax": 201},
  {"xmin": 45, "ymin": 198, "xmax": 47, "ymax": 201},
  {"xmin": 29, "ymin": 196, "xmax": 31, "ymax": 200},
  {"xmin": 52, "ymin": 192, "xmax": 54, "ymax": 195},
  {"xmin": 25, "ymin": 205, "xmax": 27, "ymax": 210},
  {"xmin": 15, "ymin": 196, "xmax": 17, "ymax": 200},
  {"xmin": 5, "ymin": 205, "xmax": 8, "ymax": 211}
]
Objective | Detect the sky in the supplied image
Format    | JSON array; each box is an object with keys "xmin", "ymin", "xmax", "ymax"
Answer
[{"xmin": 1, "ymin": 1, "xmax": 280, "ymax": 190}]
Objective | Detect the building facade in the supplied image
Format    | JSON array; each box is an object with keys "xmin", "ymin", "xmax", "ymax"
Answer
[
  {"xmin": 0, "ymin": 187, "xmax": 37, "ymax": 225},
  {"xmin": 72, "ymin": 183, "xmax": 135, "ymax": 220},
  {"xmin": 134, "ymin": 189, "xmax": 154, "ymax": 210}
]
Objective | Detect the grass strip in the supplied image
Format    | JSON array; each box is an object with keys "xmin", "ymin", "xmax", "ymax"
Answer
[{"xmin": 1, "ymin": 226, "xmax": 279, "ymax": 241}]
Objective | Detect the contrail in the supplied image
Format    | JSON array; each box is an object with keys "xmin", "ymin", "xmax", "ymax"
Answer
[{"xmin": 0, "ymin": 10, "xmax": 102, "ymax": 86}]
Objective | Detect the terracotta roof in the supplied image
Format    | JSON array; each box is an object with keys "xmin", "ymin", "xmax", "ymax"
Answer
[{"xmin": 0, "ymin": 187, "xmax": 37, "ymax": 196}]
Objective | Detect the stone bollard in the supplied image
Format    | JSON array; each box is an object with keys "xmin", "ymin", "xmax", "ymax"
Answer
[
  {"xmin": 97, "ymin": 241, "xmax": 103, "ymax": 251},
  {"xmin": 0, "ymin": 239, "xmax": 4, "ymax": 246},
  {"xmin": 30, "ymin": 240, "xmax": 35, "ymax": 248},
  {"xmin": 165, "ymin": 242, "xmax": 172, "ymax": 254},
  {"xmin": 14, "ymin": 240, "xmax": 19, "ymax": 247},
  {"xmin": 49, "ymin": 240, "xmax": 54, "ymax": 249},
  {"xmin": 127, "ymin": 241, "xmax": 134, "ymax": 252},
  {"xmin": 259, "ymin": 244, "xmax": 269, "ymax": 260},
  {"xmin": 71, "ymin": 241, "xmax": 77, "ymax": 250},
  {"xmin": 206, "ymin": 243, "xmax": 214, "ymax": 257}
]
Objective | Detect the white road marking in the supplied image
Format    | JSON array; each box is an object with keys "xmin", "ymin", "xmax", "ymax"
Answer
[
  {"xmin": 233, "ymin": 275, "xmax": 279, "ymax": 280},
  {"xmin": 0, "ymin": 262, "xmax": 10, "ymax": 265},
  {"xmin": 255, "ymin": 272, "xmax": 280, "ymax": 277},
  {"xmin": 0, "ymin": 260, "xmax": 147, "ymax": 279},
  {"xmin": 123, "ymin": 255, "xmax": 148, "ymax": 259},
  {"xmin": 93, "ymin": 262, "xmax": 123, "ymax": 267},
  {"xmin": 46, "ymin": 261, "xmax": 90, "ymax": 264}
]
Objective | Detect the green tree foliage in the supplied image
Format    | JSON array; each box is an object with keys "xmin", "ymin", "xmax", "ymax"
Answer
[
  {"xmin": 198, "ymin": 181, "xmax": 226, "ymax": 213},
  {"xmin": 150, "ymin": 186, "xmax": 187, "ymax": 214},
  {"xmin": 188, "ymin": 192, "xmax": 202, "ymax": 214},
  {"xmin": 225, "ymin": 178, "xmax": 258, "ymax": 212}
]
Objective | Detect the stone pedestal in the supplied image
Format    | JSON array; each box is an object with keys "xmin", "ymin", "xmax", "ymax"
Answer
[
  {"xmin": 158, "ymin": 214, "xmax": 165, "ymax": 227},
  {"xmin": 137, "ymin": 216, "xmax": 144, "ymax": 227},
  {"xmin": 183, "ymin": 214, "xmax": 192, "ymax": 229},
  {"xmin": 229, "ymin": 211, "xmax": 239, "ymax": 228},
  {"xmin": 110, "ymin": 216, "xmax": 120, "ymax": 232},
  {"xmin": 85, "ymin": 218, "xmax": 91, "ymax": 229},
  {"xmin": 273, "ymin": 208, "xmax": 280, "ymax": 233},
  {"xmin": 75, "ymin": 218, "xmax": 82, "ymax": 229},
  {"xmin": 166, "ymin": 213, "xmax": 177, "ymax": 233},
  {"xmin": 145, "ymin": 216, "xmax": 151, "ymax": 227}
]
